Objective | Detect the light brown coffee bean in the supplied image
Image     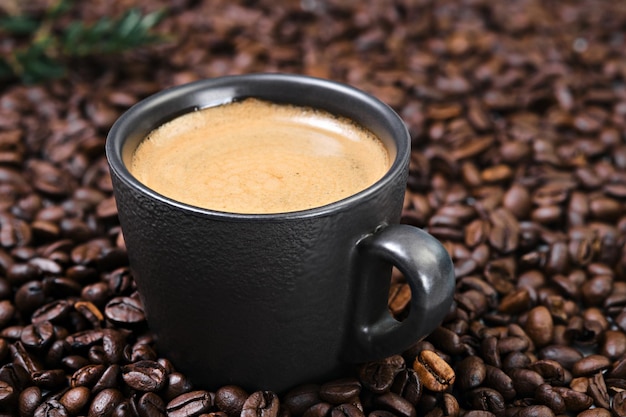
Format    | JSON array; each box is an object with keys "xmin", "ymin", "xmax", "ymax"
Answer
[
  {"xmin": 412, "ymin": 350, "xmax": 455, "ymax": 392},
  {"xmin": 524, "ymin": 306, "xmax": 553, "ymax": 347}
]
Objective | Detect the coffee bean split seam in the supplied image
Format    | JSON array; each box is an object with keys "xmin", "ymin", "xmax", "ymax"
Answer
[{"xmin": 2, "ymin": 0, "xmax": 626, "ymax": 416}]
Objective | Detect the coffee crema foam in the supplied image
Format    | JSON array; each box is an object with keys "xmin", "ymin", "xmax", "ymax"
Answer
[{"xmin": 130, "ymin": 98, "xmax": 390, "ymax": 214}]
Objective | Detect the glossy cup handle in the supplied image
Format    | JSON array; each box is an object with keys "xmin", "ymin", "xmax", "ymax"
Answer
[{"xmin": 349, "ymin": 224, "xmax": 455, "ymax": 362}]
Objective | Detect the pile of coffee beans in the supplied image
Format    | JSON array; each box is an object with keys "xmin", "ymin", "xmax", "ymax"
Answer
[{"xmin": 1, "ymin": 0, "xmax": 626, "ymax": 416}]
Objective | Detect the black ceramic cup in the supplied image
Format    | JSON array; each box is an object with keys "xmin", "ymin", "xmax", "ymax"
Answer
[{"xmin": 106, "ymin": 73, "xmax": 455, "ymax": 393}]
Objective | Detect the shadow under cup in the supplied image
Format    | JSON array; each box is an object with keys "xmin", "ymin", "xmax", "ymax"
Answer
[{"xmin": 105, "ymin": 73, "xmax": 455, "ymax": 393}]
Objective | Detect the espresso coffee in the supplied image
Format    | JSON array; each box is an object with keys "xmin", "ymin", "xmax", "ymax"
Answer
[{"xmin": 129, "ymin": 98, "xmax": 390, "ymax": 214}]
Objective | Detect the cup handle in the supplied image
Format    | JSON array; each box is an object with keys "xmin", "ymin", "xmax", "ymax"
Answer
[{"xmin": 348, "ymin": 224, "xmax": 455, "ymax": 362}]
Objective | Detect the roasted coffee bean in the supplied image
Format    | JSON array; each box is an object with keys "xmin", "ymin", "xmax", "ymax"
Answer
[
  {"xmin": 507, "ymin": 369, "xmax": 544, "ymax": 397},
  {"xmin": 320, "ymin": 378, "xmax": 361, "ymax": 404},
  {"xmin": 389, "ymin": 369, "xmax": 421, "ymax": 406},
  {"xmin": 166, "ymin": 391, "xmax": 212, "ymax": 417},
  {"xmin": 331, "ymin": 404, "xmax": 365, "ymax": 417},
  {"xmin": 524, "ymin": 306, "xmax": 553, "ymax": 347},
  {"xmin": 14, "ymin": 280, "xmax": 46, "ymax": 315},
  {"xmin": 104, "ymin": 297, "xmax": 145, "ymax": 326},
  {"xmin": 88, "ymin": 388, "xmax": 124, "ymax": 417},
  {"xmin": 551, "ymin": 387, "xmax": 593, "ymax": 412},
  {"xmin": 121, "ymin": 360, "xmax": 166, "ymax": 392},
  {"xmin": 93, "ymin": 364, "xmax": 121, "ymax": 393},
  {"xmin": 576, "ymin": 409, "xmax": 612, "ymax": 417},
  {"xmin": 283, "ymin": 385, "xmax": 320, "ymax": 416},
  {"xmin": 303, "ymin": 402, "xmax": 333, "ymax": 417},
  {"xmin": 101, "ymin": 329, "xmax": 127, "ymax": 364},
  {"xmin": 372, "ymin": 392, "xmax": 415, "ymax": 417},
  {"xmin": 412, "ymin": 350, "xmax": 455, "ymax": 392},
  {"xmin": 455, "ymin": 355, "xmax": 485, "ymax": 391},
  {"xmin": 21, "ymin": 320, "xmax": 55, "ymax": 350},
  {"xmin": 34, "ymin": 400, "xmax": 69, "ymax": 417},
  {"xmin": 0, "ymin": 379, "xmax": 15, "ymax": 404},
  {"xmin": 612, "ymin": 390, "xmax": 626, "ymax": 416},
  {"xmin": 527, "ymin": 360, "xmax": 565, "ymax": 385},
  {"xmin": 71, "ymin": 364, "xmax": 106, "ymax": 388},
  {"xmin": 136, "ymin": 392, "xmax": 165, "ymax": 417},
  {"xmin": 483, "ymin": 365, "xmax": 515, "ymax": 401},
  {"xmin": 32, "ymin": 369, "xmax": 66, "ymax": 389},
  {"xmin": 538, "ymin": 345, "xmax": 583, "ymax": 370},
  {"xmin": 65, "ymin": 329, "xmax": 104, "ymax": 349},
  {"xmin": 571, "ymin": 355, "xmax": 611, "ymax": 377},
  {"xmin": 60, "ymin": 386, "xmax": 91, "ymax": 415},
  {"xmin": 163, "ymin": 372, "xmax": 194, "ymax": 402},
  {"xmin": 466, "ymin": 388, "xmax": 505, "ymax": 415},
  {"xmin": 513, "ymin": 405, "xmax": 555, "ymax": 417},
  {"xmin": 534, "ymin": 384, "xmax": 565, "ymax": 414},
  {"xmin": 19, "ymin": 385, "xmax": 42, "ymax": 416},
  {"xmin": 358, "ymin": 355, "xmax": 405, "ymax": 394},
  {"xmin": 367, "ymin": 411, "xmax": 396, "ymax": 417},
  {"xmin": 241, "ymin": 391, "xmax": 280, "ymax": 417},
  {"xmin": 586, "ymin": 372, "xmax": 610, "ymax": 409},
  {"xmin": 0, "ymin": 299, "xmax": 15, "ymax": 328}
]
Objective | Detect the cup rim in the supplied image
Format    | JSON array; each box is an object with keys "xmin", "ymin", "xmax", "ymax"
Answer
[{"xmin": 105, "ymin": 73, "xmax": 411, "ymax": 220}]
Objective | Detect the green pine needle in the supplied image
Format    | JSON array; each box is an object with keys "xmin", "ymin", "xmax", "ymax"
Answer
[{"xmin": 0, "ymin": 2, "xmax": 167, "ymax": 85}]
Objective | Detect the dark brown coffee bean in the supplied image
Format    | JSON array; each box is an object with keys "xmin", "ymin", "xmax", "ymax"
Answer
[
  {"xmin": 527, "ymin": 360, "xmax": 565, "ymax": 385},
  {"xmin": 163, "ymin": 372, "xmax": 194, "ymax": 402},
  {"xmin": 320, "ymin": 378, "xmax": 361, "ymax": 404},
  {"xmin": 507, "ymin": 368, "xmax": 544, "ymax": 397},
  {"xmin": 121, "ymin": 360, "xmax": 166, "ymax": 392},
  {"xmin": 358, "ymin": 355, "xmax": 405, "ymax": 394},
  {"xmin": 283, "ymin": 385, "xmax": 320, "ymax": 416},
  {"xmin": 101, "ymin": 329, "xmax": 127, "ymax": 364},
  {"xmin": 166, "ymin": 391, "xmax": 212, "ymax": 417},
  {"xmin": 88, "ymin": 388, "xmax": 124, "ymax": 417},
  {"xmin": 34, "ymin": 400, "xmax": 69, "ymax": 417},
  {"xmin": 462, "ymin": 412, "xmax": 495, "ymax": 417},
  {"xmin": 429, "ymin": 326, "xmax": 468, "ymax": 356},
  {"xmin": 480, "ymin": 337, "xmax": 501, "ymax": 368},
  {"xmin": 571, "ymin": 354, "xmax": 611, "ymax": 377},
  {"xmin": 241, "ymin": 391, "xmax": 280, "ymax": 417},
  {"xmin": 483, "ymin": 365, "xmax": 515, "ymax": 401},
  {"xmin": 31, "ymin": 369, "xmax": 66, "ymax": 389},
  {"xmin": 71, "ymin": 364, "xmax": 106, "ymax": 388},
  {"xmin": 59, "ymin": 386, "xmax": 91, "ymax": 415},
  {"xmin": 65, "ymin": 329, "xmax": 104, "ymax": 350},
  {"xmin": 0, "ymin": 379, "xmax": 15, "ymax": 405},
  {"xmin": 15, "ymin": 280, "xmax": 46, "ymax": 315},
  {"xmin": 412, "ymin": 350, "xmax": 455, "ymax": 392},
  {"xmin": 19, "ymin": 385, "xmax": 42, "ymax": 416},
  {"xmin": 586, "ymin": 372, "xmax": 610, "ymax": 409},
  {"xmin": 93, "ymin": 364, "xmax": 121, "ymax": 393},
  {"xmin": 576, "ymin": 408, "xmax": 612, "ymax": 417},
  {"xmin": 331, "ymin": 404, "xmax": 364, "ymax": 417},
  {"xmin": 21, "ymin": 320, "xmax": 55, "ymax": 350},
  {"xmin": 534, "ymin": 384, "xmax": 565, "ymax": 414},
  {"xmin": 455, "ymin": 355, "xmax": 485, "ymax": 391},
  {"xmin": 390, "ymin": 369, "xmax": 421, "ymax": 406},
  {"xmin": 465, "ymin": 388, "xmax": 505, "ymax": 415},
  {"xmin": 104, "ymin": 297, "xmax": 145, "ymax": 326},
  {"xmin": 612, "ymin": 390, "xmax": 626, "ymax": 416},
  {"xmin": 136, "ymin": 392, "xmax": 165, "ymax": 417},
  {"xmin": 513, "ymin": 405, "xmax": 555, "ymax": 417},
  {"xmin": 551, "ymin": 387, "xmax": 592, "ymax": 412},
  {"xmin": 373, "ymin": 392, "xmax": 415, "ymax": 417},
  {"xmin": 538, "ymin": 345, "xmax": 583, "ymax": 370},
  {"xmin": 367, "ymin": 411, "xmax": 396, "ymax": 417},
  {"xmin": 303, "ymin": 402, "xmax": 332, "ymax": 417},
  {"xmin": 0, "ymin": 299, "xmax": 15, "ymax": 328}
]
